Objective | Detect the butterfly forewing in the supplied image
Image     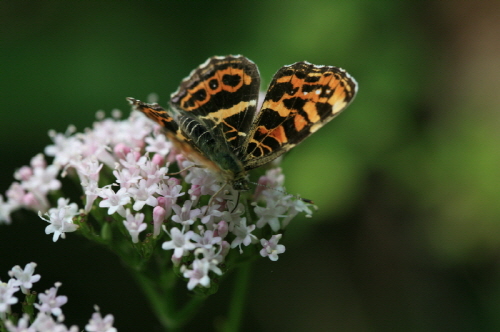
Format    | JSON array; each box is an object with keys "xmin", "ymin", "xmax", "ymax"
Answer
[
  {"xmin": 241, "ymin": 62, "xmax": 357, "ymax": 170},
  {"xmin": 169, "ymin": 55, "xmax": 260, "ymax": 153},
  {"xmin": 127, "ymin": 98, "xmax": 179, "ymax": 133}
]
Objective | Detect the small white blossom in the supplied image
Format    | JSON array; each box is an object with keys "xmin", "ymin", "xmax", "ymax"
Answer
[
  {"xmin": 260, "ymin": 234, "xmax": 286, "ymax": 261},
  {"xmin": 281, "ymin": 198, "xmax": 316, "ymax": 228},
  {"xmin": 8, "ymin": 262, "xmax": 41, "ymax": 294},
  {"xmin": 82, "ymin": 179, "xmax": 99, "ymax": 213},
  {"xmin": 184, "ymin": 166, "xmax": 220, "ymax": 197},
  {"xmin": 194, "ymin": 247, "xmax": 224, "ymax": 274},
  {"xmin": 182, "ymin": 259, "xmax": 211, "ymax": 290},
  {"xmin": 162, "ymin": 227, "xmax": 198, "ymax": 259},
  {"xmin": 22, "ymin": 164, "xmax": 61, "ymax": 195},
  {"xmin": 98, "ymin": 187, "xmax": 130, "ymax": 217},
  {"xmin": 72, "ymin": 157, "xmax": 103, "ymax": 183},
  {"xmin": 171, "ymin": 200, "xmax": 201, "ymax": 226},
  {"xmin": 139, "ymin": 160, "xmax": 168, "ymax": 187},
  {"xmin": 39, "ymin": 200, "xmax": 79, "ymax": 242},
  {"xmin": 35, "ymin": 282, "xmax": 67, "ymax": 317},
  {"xmin": 127, "ymin": 179, "xmax": 158, "ymax": 211},
  {"xmin": 113, "ymin": 167, "xmax": 142, "ymax": 189},
  {"xmin": 123, "ymin": 209, "xmax": 146, "ymax": 243},
  {"xmin": 230, "ymin": 218, "xmax": 257, "ymax": 253},
  {"xmin": 199, "ymin": 204, "xmax": 223, "ymax": 225},
  {"xmin": 254, "ymin": 199, "xmax": 288, "ymax": 232},
  {"xmin": 0, "ymin": 279, "xmax": 19, "ymax": 317},
  {"xmin": 156, "ymin": 180, "xmax": 185, "ymax": 204},
  {"xmin": 193, "ymin": 230, "xmax": 221, "ymax": 249},
  {"xmin": 85, "ymin": 308, "xmax": 117, "ymax": 332},
  {"xmin": 4, "ymin": 314, "xmax": 36, "ymax": 332},
  {"xmin": 31, "ymin": 312, "xmax": 79, "ymax": 332},
  {"xmin": 0, "ymin": 195, "xmax": 15, "ymax": 224},
  {"xmin": 45, "ymin": 130, "xmax": 83, "ymax": 167},
  {"xmin": 145, "ymin": 134, "xmax": 171, "ymax": 156}
]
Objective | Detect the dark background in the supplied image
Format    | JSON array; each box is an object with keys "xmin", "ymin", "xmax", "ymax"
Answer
[{"xmin": 2, "ymin": 1, "xmax": 500, "ymax": 331}]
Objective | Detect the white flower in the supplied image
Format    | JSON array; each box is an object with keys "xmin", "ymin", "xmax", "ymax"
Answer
[
  {"xmin": 45, "ymin": 129, "xmax": 82, "ymax": 167},
  {"xmin": 162, "ymin": 227, "xmax": 198, "ymax": 259},
  {"xmin": 254, "ymin": 199, "xmax": 288, "ymax": 232},
  {"xmin": 35, "ymin": 282, "xmax": 67, "ymax": 317},
  {"xmin": 171, "ymin": 200, "xmax": 201, "ymax": 226},
  {"xmin": 199, "ymin": 204, "xmax": 223, "ymax": 225},
  {"xmin": 127, "ymin": 179, "xmax": 158, "ymax": 211},
  {"xmin": 0, "ymin": 195, "xmax": 15, "ymax": 224},
  {"xmin": 4, "ymin": 313, "xmax": 36, "ymax": 332},
  {"xmin": 123, "ymin": 209, "xmax": 146, "ymax": 243},
  {"xmin": 31, "ymin": 312, "xmax": 79, "ymax": 332},
  {"xmin": 8, "ymin": 262, "xmax": 41, "ymax": 294},
  {"xmin": 139, "ymin": 159, "xmax": 168, "ymax": 187},
  {"xmin": 98, "ymin": 187, "xmax": 130, "ymax": 217},
  {"xmin": 85, "ymin": 309, "xmax": 117, "ymax": 332},
  {"xmin": 282, "ymin": 198, "xmax": 316, "ymax": 227},
  {"xmin": 113, "ymin": 167, "xmax": 142, "ymax": 189},
  {"xmin": 181, "ymin": 259, "xmax": 211, "ymax": 290},
  {"xmin": 39, "ymin": 200, "xmax": 79, "ymax": 242},
  {"xmin": 184, "ymin": 166, "xmax": 220, "ymax": 197},
  {"xmin": 193, "ymin": 230, "xmax": 221, "ymax": 249},
  {"xmin": 22, "ymin": 164, "xmax": 61, "ymax": 195},
  {"xmin": 230, "ymin": 218, "xmax": 257, "ymax": 253},
  {"xmin": 72, "ymin": 157, "xmax": 103, "ymax": 183},
  {"xmin": 194, "ymin": 247, "xmax": 224, "ymax": 274},
  {"xmin": 156, "ymin": 180, "xmax": 185, "ymax": 204},
  {"xmin": 260, "ymin": 234, "xmax": 286, "ymax": 261},
  {"xmin": 0, "ymin": 279, "xmax": 19, "ymax": 316},
  {"xmin": 145, "ymin": 134, "xmax": 171, "ymax": 156},
  {"xmin": 82, "ymin": 179, "xmax": 100, "ymax": 213}
]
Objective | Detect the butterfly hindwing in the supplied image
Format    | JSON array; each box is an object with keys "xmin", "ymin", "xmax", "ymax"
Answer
[{"xmin": 241, "ymin": 61, "xmax": 358, "ymax": 170}]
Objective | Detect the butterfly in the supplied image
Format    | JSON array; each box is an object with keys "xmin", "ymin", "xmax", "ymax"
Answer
[{"xmin": 128, "ymin": 55, "xmax": 357, "ymax": 195}]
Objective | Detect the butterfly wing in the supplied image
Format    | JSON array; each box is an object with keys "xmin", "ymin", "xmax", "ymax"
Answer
[
  {"xmin": 127, "ymin": 97, "xmax": 179, "ymax": 133},
  {"xmin": 169, "ymin": 55, "xmax": 260, "ymax": 153},
  {"xmin": 241, "ymin": 61, "xmax": 358, "ymax": 170}
]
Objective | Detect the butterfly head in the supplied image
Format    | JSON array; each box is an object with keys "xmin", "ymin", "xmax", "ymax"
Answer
[{"xmin": 232, "ymin": 176, "xmax": 250, "ymax": 191}]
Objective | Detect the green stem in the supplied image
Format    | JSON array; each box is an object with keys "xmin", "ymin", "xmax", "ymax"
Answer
[
  {"xmin": 131, "ymin": 268, "xmax": 206, "ymax": 331},
  {"xmin": 221, "ymin": 261, "xmax": 252, "ymax": 332}
]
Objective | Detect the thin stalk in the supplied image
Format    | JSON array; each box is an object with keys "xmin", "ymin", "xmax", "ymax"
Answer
[{"xmin": 221, "ymin": 261, "xmax": 252, "ymax": 332}]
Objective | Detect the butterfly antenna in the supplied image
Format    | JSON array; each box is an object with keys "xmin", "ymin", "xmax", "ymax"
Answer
[
  {"xmin": 249, "ymin": 181, "xmax": 314, "ymax": 204},
  {"xmin": 167, "ymin": 164, "xmax": 198, "ymax": 176}
]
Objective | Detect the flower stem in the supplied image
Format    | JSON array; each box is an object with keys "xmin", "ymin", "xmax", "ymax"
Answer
[
  {"xmin": 221, "ymin": 260, "xmax": 252, "ymax": 332},
  {"xmin": 130, "ymin": 267, "xmax": 206, "ymax": 331}
]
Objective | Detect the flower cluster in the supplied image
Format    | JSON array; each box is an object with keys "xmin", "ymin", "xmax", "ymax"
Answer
[
  {"xmin": 0, "ymin": 107, "xmax": 314, "ymax": 291},
  {"xmin": 0, "ymin": 262, "xmax": 116, "ymax": 332}
]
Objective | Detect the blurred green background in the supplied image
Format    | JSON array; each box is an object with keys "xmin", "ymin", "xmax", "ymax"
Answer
[{"xmin": 2, "ymin": 1, "xmax": 500, "ymax": 331}]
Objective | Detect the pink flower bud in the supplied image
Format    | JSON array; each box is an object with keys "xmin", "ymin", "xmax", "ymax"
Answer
[
  {"xmin": 153, "ymin": 206, "xmax": 166, "ymax": 237},
  {"xmin": 215, "ymin": 220, "xmax": 229, "ymax": 239},
  {"xmin": 113, "ymin": 143, "xmax": 131, "ymax": 160},
  {"xmin": 151, "ymin": 153, "xmax": 165, "ymax": 166}
]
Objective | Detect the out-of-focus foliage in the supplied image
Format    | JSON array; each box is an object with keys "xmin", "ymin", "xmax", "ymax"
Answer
[{"xmin": 2, "ymin": 1, "xmax": 500, "ymax": 331}]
